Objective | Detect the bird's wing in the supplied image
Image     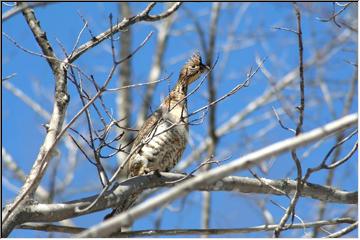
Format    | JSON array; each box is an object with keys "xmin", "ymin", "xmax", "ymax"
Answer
[
  {"xmin": 131, "ymin": 108, "xmax": 163, "ymax": 151},
  {"xmin": 118, "ymin": 109, "xmax": 163, "ymax": 179}
]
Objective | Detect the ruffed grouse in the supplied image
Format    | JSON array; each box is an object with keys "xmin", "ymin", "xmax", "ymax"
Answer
[{"xmin": 106, "ymin": 52, "xmax": 209, "ymax": 220}]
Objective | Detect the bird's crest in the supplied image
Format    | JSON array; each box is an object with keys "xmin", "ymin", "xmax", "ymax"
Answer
[
  {"xmin": 185, "ymin": 52, "xmax": 202, "ymax": 67},
  {"xmin": 177, "ymin": 52, "xmax": 209, "ymax": 87}
]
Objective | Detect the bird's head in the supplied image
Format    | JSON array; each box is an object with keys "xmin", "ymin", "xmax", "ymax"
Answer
[{"xmin": 179, "ymin": 52, "xmax": 210, "ymax": 85}]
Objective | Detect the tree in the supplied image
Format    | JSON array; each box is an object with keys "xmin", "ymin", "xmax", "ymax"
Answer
[{"xmin": 2, "ymin": 2, "xmax": 358, "ymax": 238}]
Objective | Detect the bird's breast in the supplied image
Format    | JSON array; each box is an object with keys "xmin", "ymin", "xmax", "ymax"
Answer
[{"xmin": 128, "ymin": 112, "xmax": 188, "ymax": 177}]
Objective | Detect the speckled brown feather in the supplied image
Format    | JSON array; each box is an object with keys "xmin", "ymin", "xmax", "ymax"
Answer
[
  {"xmin": 130, "ymin": 52, "xmax": 203, "ymax": 149},
  {"xmin": 106, "ymin": 52, "xmax": 209, "ymax": 222},
  {"xmin": 130, "ymin": 109, "xmax": 162, "ymax": 158},
  {"xmin": 127, "ymin": 52, "xmax": 209, "ymax": 177}
]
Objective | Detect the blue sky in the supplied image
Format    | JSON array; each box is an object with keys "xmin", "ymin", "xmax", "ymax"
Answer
[{"xmin": 2, "ymin": 2, "xmax": 358, "ymax": 238}]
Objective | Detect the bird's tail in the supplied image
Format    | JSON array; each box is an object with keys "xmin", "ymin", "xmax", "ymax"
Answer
[{"xmin": 103, "ymin": 191, "xmax": 141, "ymax": 232}]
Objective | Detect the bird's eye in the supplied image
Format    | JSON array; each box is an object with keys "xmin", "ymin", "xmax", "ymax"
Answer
[{"xmin": 190, "ymin": 65, "xmax": 197, "ymax": 69}]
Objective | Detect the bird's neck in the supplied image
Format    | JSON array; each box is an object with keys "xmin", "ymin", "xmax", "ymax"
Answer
[
  {"xmin": 162, "ymin": 77, "xmax": 189, "ymax": 110},
  {"xmin": 172, "ymin": 79, "xmax": 188, "ymax": 95}
]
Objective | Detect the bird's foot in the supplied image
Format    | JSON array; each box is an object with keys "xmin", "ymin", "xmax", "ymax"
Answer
[
  {"xmin": 144, "ymin": 168, "xmax": 162, "ymax": 177},
  {"xmin": 153, "ymin": 169, "xmax": 162, "ymax": 177}
]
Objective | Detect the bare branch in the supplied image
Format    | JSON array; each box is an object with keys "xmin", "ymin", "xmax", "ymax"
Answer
[
  {"xmin": 326, "ymin": 221, "xmax": 358, "ymax": 238},
  {"xmin": 311, "ymin": 64, "xmax": 358, "ymax": 237},
  {"xmin": 141, "ymin": 2, "xmax": 182, "ymax": 21},
  {"xmin": 326, "ymin": 141, "xmax": 358, "ymax": 169},
  {"xmin": 18, "ymin": 223, "xmax": 84, "ymax": 234},
  {"xmin": 1, "ymin": 16, "xmax": 153, "ymax": 238},
  {"xmin": 2, "ymin": 3, "xmax": 70, "ymax": 235},
  {"xmin": 3, "ymin": 3, "xmax": 357, "ymax": 237},
  {"xmin": 2, "ymin": 2, "xmax": 54, "ymax": 21},
  {"xmin": 16, "ymin": 218, "xmax": 355, "ymax": 237},
  {"xmin": 106, "ymin": 76, "xmax": 170, "ymax": 91},
  {"xmin": 272, "ymin": 106, "xmax": 296, "ymax": 134},
  {"xmin": 272, "ymin": 26, "xmax": 298, "ymax": 34},
  {"xmin": 114, "ymin": 220, "xmax": 356, "ymax": 237},
  {"xmin": 274, "ymin": 4, "xmax": 305, "ymax": 236},
  {"xmin": 13, "ymin": 172, "xmax": 357, "ymax": 226},
  {"xmin": 76, "ymin": 113, "xmax": 357, "ymax": 237},
  {"xmin": 2, "ymin": 148, "xmax": 49, "ymax": 201},
  {"xmin": 67, "ymin": 2, "xmax": 181, "ymax": 63},
  {"xmin": 201, "ymin": 3, "xmax": 221, "ymax": 234},
  {"xmin": 1, "ymin": 73, "xmax": 17, "ymax": 81},
  {"xmin": 316, "ymin": 2, "xmax": 352, "ymax": 28},
  {"xmin": 304, "ymin": 129, "xmax": 358, "ymax": 180}
]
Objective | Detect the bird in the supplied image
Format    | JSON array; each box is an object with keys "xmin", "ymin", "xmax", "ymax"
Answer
[{"xmin": 105, "ymin": 52, "xmax": 210, "ymax": 222}]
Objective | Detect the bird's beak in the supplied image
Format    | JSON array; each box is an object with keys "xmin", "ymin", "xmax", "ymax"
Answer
[{"xmin": 201, "ymin": 63, "xmax": 211, "ymax": 72}]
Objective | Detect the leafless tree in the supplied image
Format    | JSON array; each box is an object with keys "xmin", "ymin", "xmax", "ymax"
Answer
[{"xmin": 2, "ymin": 2, "xmax": 357, "ymax": 238}]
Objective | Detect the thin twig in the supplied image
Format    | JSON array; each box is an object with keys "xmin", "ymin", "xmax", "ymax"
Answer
[
  {"xmin": 326, "ymin": 221, "xmax": 358, "ymax": 238},
  {"xmin": 2, "ymin": 2, "xmax": 54, "ymax": 21},
  {"xmin": 106, "ymin": 76, "xmax": 171, "ymax": 91},
  {"xmin": 326, "ymin": 141, "xmax": 358, "ymax": 169},
  {"xmin": 272, "ymin": 106, "xmax": 296, "ymax": 134},
  {"xmin": 1, "ymin": 73, "xmax": 17, "ymax": 81},
  {"xmin": 303, "ymin": 129, "xmax": 358, "ymax": 181},
  {"xmin": 188, "ymin": 57, "xmax": 266, "ymax": 118},
  {"xmin": 272, "ymin": 26, "xmax": 298, "ymax": 34},
  {"xmin": 270, "ymin": 200, "xmax": 306, "ymax": 234},
  {"xmin": 316, "ymin": 2, "xmax": 352, "ymax": 28},
  {"xmin": 274, "ymin": 4, "xmax": 305, "ymax": 237},
  {"xmin": 201, "ymin": 3, "xmax": 221, "ymax": 234},
  {"xmin": 67, "ymin": 2, "xmax": 181, "ymax": 63},
  {"xmin": 248, "ymin": 169, "xmax": 289, "ymax": 198}
]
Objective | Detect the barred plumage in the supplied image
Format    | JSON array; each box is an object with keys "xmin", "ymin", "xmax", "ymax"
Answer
[{"xmin": 105, "ymin": 52, "xmax": 209, "ymax": 223}]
